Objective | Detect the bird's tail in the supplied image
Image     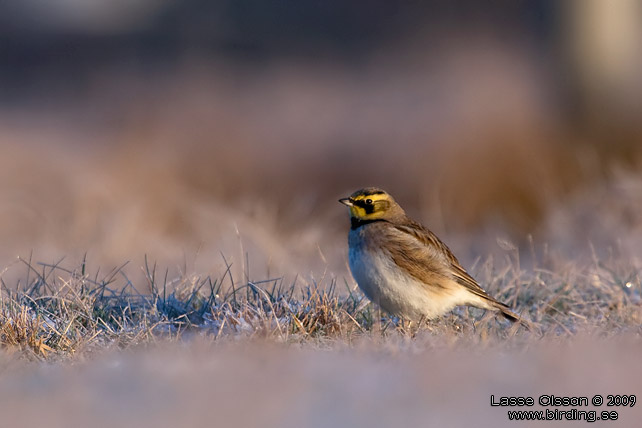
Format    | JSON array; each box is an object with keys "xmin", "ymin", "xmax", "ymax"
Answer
[{"xmin": 492, "ymin": 301, "xmax": 533, "ymax": 331}]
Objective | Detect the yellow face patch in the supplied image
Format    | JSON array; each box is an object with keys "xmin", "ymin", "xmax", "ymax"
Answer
[{"xmin": 340, "ymin": 191, "xmax": 392, "ymax": 220}]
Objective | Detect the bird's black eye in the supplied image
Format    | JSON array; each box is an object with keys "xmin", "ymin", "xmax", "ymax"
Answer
[{"xmin": 365, "ymin": 198, "xmax": 373, "ymax": 205}]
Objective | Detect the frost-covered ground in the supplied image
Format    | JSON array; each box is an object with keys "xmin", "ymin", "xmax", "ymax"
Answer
[{"xmin": 2, "ymin": 338, "xmax": 641, "ymax": 428}]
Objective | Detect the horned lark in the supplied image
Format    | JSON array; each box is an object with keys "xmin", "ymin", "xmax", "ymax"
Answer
[{"xmin": 339, "ymin": 187, "xmax": 524, "ymax": 325}]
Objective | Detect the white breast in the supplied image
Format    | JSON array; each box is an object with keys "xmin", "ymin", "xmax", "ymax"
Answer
[{"xmin": 348, "ymin": 231, "xmax": 478, "ymax": 319}]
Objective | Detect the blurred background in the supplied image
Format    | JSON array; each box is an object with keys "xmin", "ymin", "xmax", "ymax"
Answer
[{"xmin": 0, "ymin": 0, "xmax": 641, "ymax": 281}]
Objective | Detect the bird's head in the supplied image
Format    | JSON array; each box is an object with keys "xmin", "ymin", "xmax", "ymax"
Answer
[{"xmin": 339, "ymin": 187, "xmax": 405, "ymax": 222}]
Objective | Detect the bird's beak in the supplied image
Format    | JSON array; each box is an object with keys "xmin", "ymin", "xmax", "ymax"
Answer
[{"xmin": 339, "ymin": 198, "xmax": 353, "ymax": 207}]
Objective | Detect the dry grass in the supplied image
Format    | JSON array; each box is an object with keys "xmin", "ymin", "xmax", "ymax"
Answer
[
  {"xmin": 0, "ymin": 251, "xmax": 640, "ymax": 428},
  {"xmin": 1, "ymin": 240, "xmax": 639, "ymax": 361}
]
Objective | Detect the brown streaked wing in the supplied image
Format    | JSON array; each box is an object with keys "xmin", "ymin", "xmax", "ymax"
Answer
[
  {"xmin": 382, "ymin": 224, "xmax": 451, "ymax": 291},
  {"xmin": 391, "ymin": 219, "xmax": 502, "ymax": 304}
]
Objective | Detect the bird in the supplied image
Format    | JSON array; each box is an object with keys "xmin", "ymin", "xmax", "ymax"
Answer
[{"xmin": 339, "ymin": 187, "xmax": 527, "ymax": 326}]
